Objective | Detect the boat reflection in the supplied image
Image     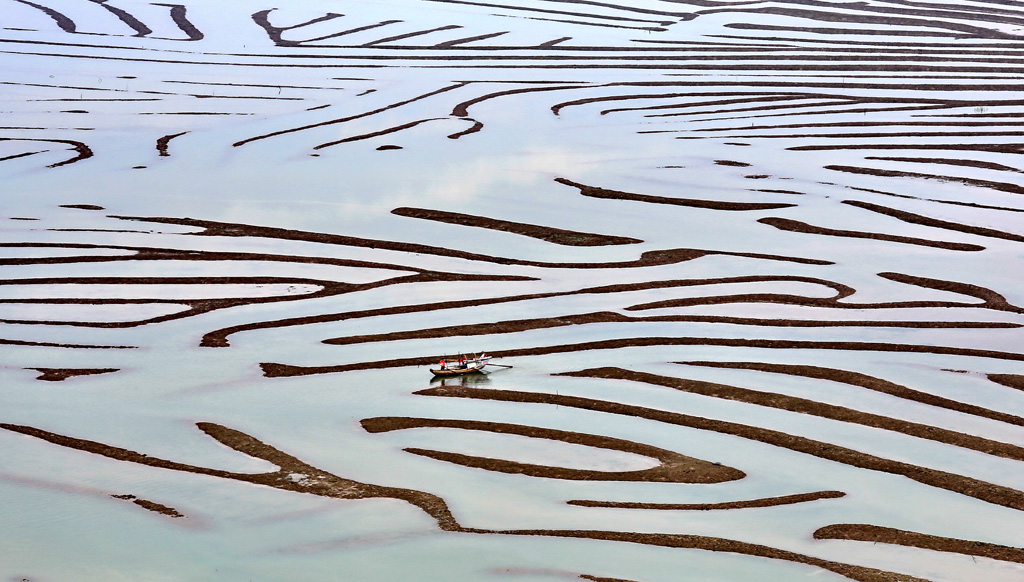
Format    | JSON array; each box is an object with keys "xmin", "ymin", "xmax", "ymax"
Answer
[{"xmin": 430, "ymin": 373, "xmax": 493, "ymax": 388}]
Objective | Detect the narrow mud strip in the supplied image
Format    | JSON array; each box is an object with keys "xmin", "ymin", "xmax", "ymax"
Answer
[
  {"xmin": 0, "ymin": 138, "xmax": 92, "ymax": 168},
  {"xmin": 264, "ymin": 336, "xmax": 1024, "ymax": 378},
  {"xmin": 109, "ymin": 214, "xmax": 722, "ymax": 269},
  {"xmin": 569, "ymin": 490, "xmax": 846, "ymax": 510},
  {"xmin": 153, "ymin": 3, "xmax": 203, "ymax": 40},
  {"xmin": 322, "ymin": 312, "xmax": 1017, "ymax": 347},
  {"xmin": 361, "ymin": 25, "xmax": 465, "ymax": 47},
  {"xmin": 879, "ymin": 272, "xmax": 1023, "ymax": 314},
  {"xmin": 603, "ymin": 94, "xmax": 814, "ymax": 116},
  {"xmin": 251, "ymin": 10, "xmax": 346, "ymax": 46},
  {"xmin": 558, "ymin": 368, "xmax": 1024, "ymax": 462},
  {"xmin": 205, "ymin": 269, "xmax": 857, "ymax": 347},
  {"xmin": 0, "ymin": 151, "xmax": 43, "ymax": 163},
  {"xmin": 314, "ymin": 118, "xmax": 444, "ymax": 149},
  {"xmin": 865, "ymin": 157, "xmax": 1024, "ymax": 173},
  {"xmin": 844, "ymin": 187, "xmax": 1024, "ymax": 214},
  {"xmin": 0, "ymin": 276, "xmax": 365, "ymax": 329},
  {"xmin": 424, "ymin": 0, "xmax": 693, "ymax": 22},
  {"xmin": 111, "ymin": 494, "xmax": 183, "ymax": 518},
  {"xmin": 233, "ymin": 83, "xmax": 469, "ymax": 147},
  {"xmin": 814, "ymin": 524, "xmax": 1024, "ymax": 564},
  {"xmin": 447, "ymin": 117, "xmax": 484, "ymax": 139},
  {"xmin": 432, "ymin": 31, "xmax": 510, "ymax": 47},
  {"xmin": 500, "ymin": 570, "xmax": 635, "ymax": 582},
  {"xmin": 988, "ymin": 374, "xmax": 1024, "ymax": 392},
  {"xmin": 30, "ymin": 368, "xmax": 119, "ymax": 382},
  {"xmin": 12, "ymin": 0, "xmax": 76, "ymax": 33},
  {"xmin": 0, "ymin": 422, "xmax": 933, "ymax": 582},
  {"xmin": 692, "ymin": 104, "xmax": 961, "ymax": 125},
  {"xmin": 843, "ymin": 200, "xmax": 1024, "ymax": 244},
  {"xmin": 623, "ymin": 273, "xmax": 1011, "ymax": 312},
  {"xmin": 0, "ymin": 240, "xmax": 521, "ymax": 278},
  {"xmin": 708, "ymin": 131, "xmax": 1024, "ymax": 142},
  {"xmin": 391, "ymin": 207, "xmax": 642, "ymax": 246},
  {"xmin": 492, "ymin": 528, "xmax": 931, "ymax": 582},
  {"xmin": 791, "ymin": 144, "xmax": 1024, "ymax": 155},
  {"xmin": 693, "ymin": 6, "xmax": 1021, "ymax": 39},
  {"xmin": 757, "ymin": 217, "xmax": 986, "ymax": 252},
  {"xmin": 360, "ymin": 416, "xmax": 744, "ymax": 483},
  {"xmin": 322, "ymin": 312, "xmax": 631, "ymax": 345},
  {"xmin": 89, "ymin": 0, "xmax": 152, "ymax": 37},
  {"xmin": 553, "ymin": 91, "xmax": 776, "ymax": 116},
  {"xmin": 680, "ymin": 361, "xmax": 1024, "ymax": 428},
  {"xmin": 1, "ymin": 337, "xmax": 132, "ymax": 349},
  {"xmin": 699, "ymin": 120, "xmax": 1024, "ymax": 134},
  {"xmin": 555, "ymin": 178, "xmax": 795, "ymax": 211},
  {"xmin": 0, "ymin": 422, "xmax": 462, "ymax": 529},
  {"xmin": 646, "ymin": 98, "xmax": 866, "ymax": 121},
  {"xmin": 156, "ymin": 131, "xmax": 187, "ymax": 157},
  {"xmin": 826, "ymin": 165, "xmax": 1024, "ymax": 196},
  {"xmin": 415, "ymin": 385, "xmax": 1024, "ymax": 511}
]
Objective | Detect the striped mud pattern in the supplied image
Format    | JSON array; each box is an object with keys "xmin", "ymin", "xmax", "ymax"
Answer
[{"xmin": 1, "ymin": 2, "xmax": 1023, "ymax": 582}]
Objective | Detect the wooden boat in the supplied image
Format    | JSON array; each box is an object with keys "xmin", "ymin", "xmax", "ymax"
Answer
[{"xmin": 430, "ymin": 353, "xmax": 493, "ymax": 377}]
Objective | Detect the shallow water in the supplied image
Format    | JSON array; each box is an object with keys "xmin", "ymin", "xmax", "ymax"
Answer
[{"xmin": 2, "ymin": 1, "xmax": 1024, "ymax": 581}]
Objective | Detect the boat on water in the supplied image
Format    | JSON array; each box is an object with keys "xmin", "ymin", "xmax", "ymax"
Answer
[{"xmin": 430, "ymin": 353, "xmax": 500, "ymax": 377}]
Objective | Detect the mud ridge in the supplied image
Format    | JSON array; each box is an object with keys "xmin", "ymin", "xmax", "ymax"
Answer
[
  {"xmin": 0, "ymin": 422, "xmax": 934, "ymax": 582},
  {"xmin": 814, "ymin": 524, "xmax": 1024, "ymax": 563},
  {"xmin": 264, "ymin": 336, "xmax": 1024, "ymax": 378},
  {"xmin": 569, "ymin": 490, "xmax": 846, "ymax": 510},
  {"xmin": 987, "ymin": 374, "xmax": 1024, "ymax": 391},
  {"xmin": 555, "ymin": 177, "xmax": 795, "ymax": 211},
  {"xmin": 758, "ymin": 217, "xmax": 985, "ymax": 252},
  {"xmin": 111, "ymin": 494, "xmax": 183, "ymax": 518},
  {"xmin": 680, "ymin": 361, "xmax": 1024, "ymax": 428},
  {"xmin": 391, "ymin": 207, "xmax": 642, "ymax": 246},
  {"xmin": 361, "ymin": 416, "xmax": 744, "ymax": 483},
  {"xmin": 558, "ymin": 367, "xmax": 1024, "ymax": 462},
  {"xmin": 415, "ymin": 385, "xmax": 1024, "ymax": 511},
  {"xmin": 844, "ymin": 200, "xmax": 1024, "ymax": 244},
  {"xmin": 321, "ymin": 312, "xmax": 1017, "ymax": 347},
  {"xmin": 30, "ymin": 368, "xmax": 119, "ymax": 382}
]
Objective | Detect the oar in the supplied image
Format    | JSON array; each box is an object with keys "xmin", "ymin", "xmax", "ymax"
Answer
[{"xmin": 485, "ymin": 363, "xmax": 513, "ymax": 368}]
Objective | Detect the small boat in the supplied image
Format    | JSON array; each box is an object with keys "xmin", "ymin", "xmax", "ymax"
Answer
[{"xmin": 430, "ymin": 353, "xmax": 495, "ymax": 377}]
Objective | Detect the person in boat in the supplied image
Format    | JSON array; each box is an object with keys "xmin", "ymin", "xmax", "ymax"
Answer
[
  {"xmin": 459, "ymin": 356, "xmax": 467, "ymax": 367},
  {"xmin": 439, "ymin": 359, "xmax": 447, "ymax": 370}
]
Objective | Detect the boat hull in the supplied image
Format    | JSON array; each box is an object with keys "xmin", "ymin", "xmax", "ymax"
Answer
[{"xmin": 430, "ymin": 364, "xmax": 485, "ymax": 377}]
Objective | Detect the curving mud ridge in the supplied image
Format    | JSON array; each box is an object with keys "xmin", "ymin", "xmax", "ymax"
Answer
[
  {"xmin": 321, "ymin": 311, "xmax": 1017, "ymax": 347},
  {"xmin": 0, "ymin": 137, "xmax": 93, "ymax": 168},
  {"xmin": 111, "ymin": 494, "xmax": 183, "ymax": 518},
  {"xmin": 113, "ymin": 214, "xmax": 827, "ymax": 271},
  {"xmin": 988, "ymin": 374, "xmax": 1024, "ymax": 392},
  {"xmin": 0, "ymin": 239, "xmax": 530, "ymax": 330},
  {"xmin": 391, "ymin": 207, "xmax": 642, "ymax": 246},
  {"xmin": 757, "ymin": 217, "xmax": 986, "ymax": 252},
  {"xmin": 559, "ymin": 368, "xmax": 1024, "ymax": 462},
  {"xmin": 265, "ymin": 336, "xmax": 1024, "ymax": 378},
  {"xmin": 569, "ymin": 490, "xmax": 846, "ymax": 510},
  {"xmin": 360, "ymin": 416, "xmax": 744, "ymax": 483},
  {"xmin": 814, "ymin": 524, "xmax": 1024, "ymax": 564},
  {"xmin": 843, "ymin": 200, "xmax": 1024, "ymax": 244},
  {"xmin": 0, "ymin": 421, "xmax": 934, "ymax": 582},
  {"xmin": 680, "ymin": 361, "xmax": 1024, "ymax": 428},
  {"xmin": 30, "ymin": 368, "xmax": 119, "ymax": 382},
  {"xmin": 415, "ymin": 384, "xmax": 1024, "ymax": 511},
  {"xmin": 556, "ymin": 177, "xmax": 795, "ymax": 211}
]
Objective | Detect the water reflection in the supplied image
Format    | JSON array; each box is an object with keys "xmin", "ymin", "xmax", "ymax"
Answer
[{"xmin": 430, "ymin": 373, "xmax": 493, "ymax": 389}]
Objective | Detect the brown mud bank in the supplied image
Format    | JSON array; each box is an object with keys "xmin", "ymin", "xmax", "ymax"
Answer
[{"xmin": 0, "ymin": 421, "xmax": 938, "ymax": 582}]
